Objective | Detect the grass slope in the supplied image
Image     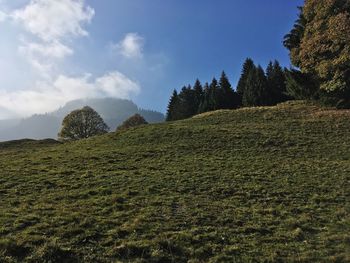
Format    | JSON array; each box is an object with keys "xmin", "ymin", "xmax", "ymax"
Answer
[{"xmin": 0, "ymin": 101, "xmax": 349, "ymax": 262}]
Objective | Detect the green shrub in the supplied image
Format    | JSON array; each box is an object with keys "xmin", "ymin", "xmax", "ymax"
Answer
[{"xmin": 117, "ymin": 114, "xmax": 148, "ymax": 131}]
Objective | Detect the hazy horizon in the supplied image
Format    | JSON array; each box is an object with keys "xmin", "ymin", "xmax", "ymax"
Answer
[
  {"xmin": 0, "ymin": 97, "xmax": 165, "ymax": 141},
  {"xmin": 0, "ymin": 97, "xmax": 162, "ymax": 121}
]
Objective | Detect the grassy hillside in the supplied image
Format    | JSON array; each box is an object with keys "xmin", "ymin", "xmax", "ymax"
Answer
[{"xmin": 0, "ymin": 101, "xmax": 349, "ymax": 262}]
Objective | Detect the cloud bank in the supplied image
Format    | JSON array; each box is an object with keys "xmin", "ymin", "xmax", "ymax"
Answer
[
  {"xmin": 0, "ymin": 72, "xmax": 140, "ymax": 118},
  {"xmin": 0, "ymin": 0, "xmax": 141, "ymax": 119}
]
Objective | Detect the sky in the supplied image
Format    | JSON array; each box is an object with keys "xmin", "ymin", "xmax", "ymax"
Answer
[{"xmin": 0, "ymin": 0, "xmax": 303, "ymax": 119}]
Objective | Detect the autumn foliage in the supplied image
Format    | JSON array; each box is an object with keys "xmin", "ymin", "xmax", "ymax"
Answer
[{"xmin": 285, "ymin": 0, "xmax": 350, "ymax": 100}]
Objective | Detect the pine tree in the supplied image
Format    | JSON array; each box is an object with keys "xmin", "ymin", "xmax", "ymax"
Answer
[
  {"xmin": 243, "ymin": 66, "xmax": 268, "ymax": 107},
  {"xmin": 166, "ymin": 89, "xmax": 180, "ymax": 121},
  {"xmin": 177, "ymin": 85, "xmax": 197, "ymax": 119},
  {"xmin": 218, "ymin": 71, "xmax": 233, "ymax": 109},
  {"xmin": 265, "ymin": 62, "xmax": 275, "ymax": 105},
  {"xmin": 266, "ymin": 60, "xmax": 288, "ymax": 105},
  {"xmin": 256, "ymin": 66, "xmax": 269, "ymax": 105},
  {"xmin": 208, "ymin": 78, "xmax": 219, "ymax": 111},
  {"xmin": 218, "ymin": 71, "xmax": 239, "ymax": 109},
  {"xmin": 193, "ymin": 79, "xmax": 203, "ymax": 113},
  {"xmin": 284, "ymin": 68, "xmax": 319, "ymax": 100},
  {"xmin": 236, "ymin": 58, "xmax": 255, "ymax": 103},
  {"xmin": 283, "ymin": 6, "xmax": 306, "ymax": 58},
  {"xmin": 198, "ymin": 82, "xmax": 210, "ymax": 113}
]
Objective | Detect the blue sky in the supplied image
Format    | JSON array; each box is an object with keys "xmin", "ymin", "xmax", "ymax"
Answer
[{"xmin": 0, "ymin": 0, "xmax": 303, "ymax": 119}]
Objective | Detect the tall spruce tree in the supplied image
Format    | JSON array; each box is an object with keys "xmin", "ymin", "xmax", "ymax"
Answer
[
  {"xmin": 218, "ymin": 71, "xmax": 239, "ymax": 109},
  {"xmin": 266, "ymin": 60, "xmax": 288, "ymax": 105},
  {"xmin": 243, "ymin": 66, "xmax": 268, "ymax": 107},
  {"xmin": 193, "ymin": 79, "xmax": 203, "ymax": 113},
  {"xmin": 265, "ymin": 62, "xmax": 275, "ymax": 105},
  {"xmin": 198, "ymin": 82, "xmax": 210, "ymax": 113},
  {"xmin": 284, "ymin": 68, "xmax": 319, "ymax": 100},
  {"xmin": 208, "ymin": 78, "xmax": 219, "ymax": 111},
  {"xmin": 177, "ymin": 85, "xmax": 197, "ymax": 119},
  {"xmin": 283, "ymin": 7, "xmax": 306, "ymax": 58},
  {"xmin": 236, "ymin": 58, "xmax": 255, "ymax": 103},
  {"xmin": 166, "ymin": 89, "xmax": 180, "ymax": 121}
]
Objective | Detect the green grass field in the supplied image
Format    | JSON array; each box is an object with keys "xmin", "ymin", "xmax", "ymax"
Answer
[{"xmin": 0, "ymin": 101, "xmax": 349, "ymax": 262}]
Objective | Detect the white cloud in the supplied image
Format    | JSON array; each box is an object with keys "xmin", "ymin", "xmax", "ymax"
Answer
[
  {"xmin": 12, "ymin": 0, "xmax": 94, "ymax": 42},
  {"xmin": 95, "ymin": 72, "xmax": 140, "ymax": 98},
  {"xmin": 18, "ymin": 40, "xmax": 74, "ymax": 77},
  {"xmin": 10, "ymin": 0, "xmax": 94, "ymax": 76},
  {"xmin": 0, "ymin": 10, "xmax": 7, "ymax": 22},
  {"xmin": 0, "ymin": 1, "xmax": 144, "ymax": 119},
  {"xmin": 19, "ymin": 41, "xmax": 73, "ymax": 59},
  {"xmin": 0, "ymin": 71, "xmax": 140, "ymax": 118},
  {"xmin": 113, "ymin": 33, "xmax": 145, "ymax": 59}
]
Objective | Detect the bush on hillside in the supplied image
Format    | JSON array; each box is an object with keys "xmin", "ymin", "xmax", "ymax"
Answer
[{"xmin": 117, "ymin": 114, "xmax": 148, "ymax": 131}]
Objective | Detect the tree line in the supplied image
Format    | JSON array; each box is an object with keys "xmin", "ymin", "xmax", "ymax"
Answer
[
  {"xmin": 167, "ymin": 0, "xmax": 350, "ymax": 121},
  {"xmin": 166, "ymin": 59, "xmax": 290, "ymax": 121}
]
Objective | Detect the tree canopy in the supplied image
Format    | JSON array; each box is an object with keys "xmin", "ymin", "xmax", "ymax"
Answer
[
  {"xmin": 284, "ymin": 0, "xmax": 350, "ymax": 101},
  {"xmin": 58, "ymin": 106, "xmax": 109, "ymax": 140},
  {"xmin": 237, "ymin": 58, "xmax": 255, "ymax": 101},
  {"xmin": 117, "ymin": 114, "xmax": 148, "ymax": 131},
  {"xmin": 266, "ymin": 60, "xmax": 289, "ymax": 105},
  {"xmin": 242, "ymin": 66, "xmax": 268, "ymax": 107},
  {"xmin": 166, "ymin": 90, "xmax": 180, "ymax": 121}
]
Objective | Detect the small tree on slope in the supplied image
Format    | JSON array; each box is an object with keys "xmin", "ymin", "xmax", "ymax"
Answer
[
  {"xmin": 58, "ymin": 106, "xmax": 109, "ymax": 140},
  {"xmin": 117, "ymin": 114, "xmax": 148, "ymax": 131}
]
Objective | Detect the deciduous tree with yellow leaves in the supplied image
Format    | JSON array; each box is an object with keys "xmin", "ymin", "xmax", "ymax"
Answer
[{"xmin": 284, "ymin": 0, "xmax": 350, "ymax": 106}]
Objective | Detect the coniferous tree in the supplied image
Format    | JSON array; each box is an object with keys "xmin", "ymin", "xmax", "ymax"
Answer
[
  {"xmin": 256, "ymin": 66, "xmax": 269, "ymax": 105},
  {"xmin": 243, "ymin": 66, "xmax": 268, "ymax": 107},
  {"xmin": 193, "ymin": 79, "xmax": 203, "ymax": 112},
  {"xmin": 266, "ymin": 60, "xmax": 288, "ymax": 105},
  {"xmin": 218, "ymin": 71, "xmax": 230, "ymax": 108},
  {"xmin": 177, "ymin": 85, "xmax": 197, "ymax": 119},
  {"xmin": 198, "ymin": 82, "xmax": 210, "ymax": 113},
  {"xmin": 166, "ymin": 89, "xmax": 180, "ymax": 121},
  {"xmin": 218, "ymin": 71, "xmax": 239, "ymax": 109},
  {"xmin": 283, "ymin": 7, "xmax": 306, "ymax": 58},
  {"xmin": 284, "ymin": 68, "xmax": 319, "ymax": 100},
  {"xmin": 208, "ymin": 78, "xmax": 219, "ymax": 111},
  {"xmin": 236, "ymin": 58, "xmax": 255, "ymax": 103},
  {"xmin": 265, "ymin": 61, "xmax": 274, "ymax": 102}
]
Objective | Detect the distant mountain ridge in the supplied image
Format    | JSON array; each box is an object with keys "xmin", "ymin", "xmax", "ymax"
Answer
[{"xmin": 0, "ymin": 98, "xmax": 164, "ymax": 141}]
